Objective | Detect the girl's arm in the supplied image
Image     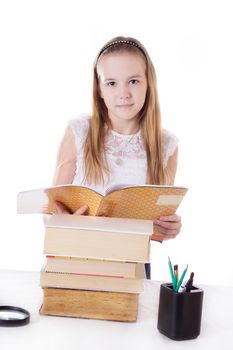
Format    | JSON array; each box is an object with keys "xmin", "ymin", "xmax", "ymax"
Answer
[
  {"xmin": 43, "ymin": 126, "xmax": 77, "ymax": 223},
  {"xmin": 52, "ymin": 126, "xmax": 77, "ymax": 185},
  {"xmin": 165, "ymin": 146, "xmax": 178, "ymax": 186},
  {"xmin": 48, "ymin": 126, "xmax": 88, "ymax": 215}
]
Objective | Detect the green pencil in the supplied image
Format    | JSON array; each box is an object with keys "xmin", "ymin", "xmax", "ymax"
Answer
[
  {"xmin": 175, "ymin": 265, "xmax": 188, "ymax": 292},
  {"xmin": 168, "ymin": 256, "xmax": 176, "ymax": 290}
]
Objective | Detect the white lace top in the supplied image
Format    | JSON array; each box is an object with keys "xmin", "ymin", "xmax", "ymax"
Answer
[{"xmin": 69, "ymin": 116, "xmax": 178, "ymax": 195}]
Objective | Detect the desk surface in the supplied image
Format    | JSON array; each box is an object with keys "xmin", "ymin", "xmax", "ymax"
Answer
[{"xmin": 1, "ymin": 270, "xmax": 233, "ymax": 350}]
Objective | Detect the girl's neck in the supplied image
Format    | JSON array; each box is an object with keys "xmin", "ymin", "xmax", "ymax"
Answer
[{"xmin": 109, "ymin": 119, "xmax": 140, "ymax": 135}]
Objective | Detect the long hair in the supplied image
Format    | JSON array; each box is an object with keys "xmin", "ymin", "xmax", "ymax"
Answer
[{"xmin": 83, "ymin": 36, "xmax": 166, "ymax": 185}]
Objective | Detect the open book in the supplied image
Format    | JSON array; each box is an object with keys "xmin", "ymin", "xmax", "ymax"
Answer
[{"xmin": 17, "ymin": 183, "xmax": 188, "ymax": 220}]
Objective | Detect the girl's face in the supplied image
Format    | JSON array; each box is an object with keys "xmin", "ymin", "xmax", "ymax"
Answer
[{"xmin": 97, "ymin": 52, "xmax": 147, "ymax": 132}]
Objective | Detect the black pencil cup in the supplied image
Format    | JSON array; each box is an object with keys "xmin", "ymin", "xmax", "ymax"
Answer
[{"xmin": 157, "ymin": 283, "xmax": 204, "ymax": 340}]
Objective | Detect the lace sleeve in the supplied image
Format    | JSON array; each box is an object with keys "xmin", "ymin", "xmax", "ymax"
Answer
[
  {"xmin": 68, "ymin": 115, "xmax": 90, "ymax": 153},
  {"xmin": 163, "ymin": 129, "xmax": 179, "ymax": 167}
]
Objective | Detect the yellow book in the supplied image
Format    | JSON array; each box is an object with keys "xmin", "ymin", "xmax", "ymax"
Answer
[{"xmin": 17, "ymin": 183, "xmax": 188, "ymax": 220}]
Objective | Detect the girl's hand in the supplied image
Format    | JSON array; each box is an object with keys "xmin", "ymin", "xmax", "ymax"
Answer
[
  {"xmin": 54, "ymin": 200, "xmax": 89, "ymax": 215},
  {"xmin": 152, "ymin": 214, "xmax": 182, "ymax": 241}
]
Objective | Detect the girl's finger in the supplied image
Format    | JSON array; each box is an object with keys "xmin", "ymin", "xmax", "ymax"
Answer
[
  {"xmin": 153, "ymin": 220, "xmax": 181, "ymax": 230},
  {"xmin": 54, "ymin": 200, "xmax": 72, "ymax": 214},
  {"xmin": 158, "ymin": 215, "xmax": 181, "ymax": 222},
  {"xmin": 74, "ymin": 205, "xmax": 89, "ymax": 215}
]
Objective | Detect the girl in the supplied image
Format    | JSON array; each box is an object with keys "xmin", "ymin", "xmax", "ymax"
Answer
[{"xmin": 52, "ymin": 36, "xmax": 181, "ymax": 278}]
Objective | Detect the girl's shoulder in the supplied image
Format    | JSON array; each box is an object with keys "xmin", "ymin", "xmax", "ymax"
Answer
[{"xmin": 162, "ymin": 129, "xmax": 179, "ymax": 166}]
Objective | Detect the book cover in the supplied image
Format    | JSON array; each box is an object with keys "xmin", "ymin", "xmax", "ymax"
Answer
[
  {"xmin": 40, "ymin": 288, "xmax": 139, "ymax": 322},
  {"xmin": 17, "ymin": 183, "xmax": 188, "ymax": 220},
  {"xmin": 46, "ymin": 214, "xmax": 153, "ymax": 234}
]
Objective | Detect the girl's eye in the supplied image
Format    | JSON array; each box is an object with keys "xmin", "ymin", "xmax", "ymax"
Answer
[
  {"xmin": 129, "ymin": 79, "xmax": 139, "ymax": 85},
  {"xmin": 107, "ymin": 81, "xmax": 116, "ymax": 87}
]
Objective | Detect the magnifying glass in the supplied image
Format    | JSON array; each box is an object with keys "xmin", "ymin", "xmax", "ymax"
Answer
[{"xmin": 0, "ymin": 306, "xmax": 30, "ymax": 327}]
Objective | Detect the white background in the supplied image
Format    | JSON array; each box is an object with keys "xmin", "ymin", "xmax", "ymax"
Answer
[{"xmin": 0, "ymin": 0, "xmax": 232, "ymax": 286}]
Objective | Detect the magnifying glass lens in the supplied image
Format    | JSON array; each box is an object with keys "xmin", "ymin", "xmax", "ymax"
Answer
[
  {"xmin": 0, "ymin": 306, "xmax": 30, "ymax": 326},
  {"xmin": 0, "ymin": 310, "xmax": 27, "ymax": 320}
]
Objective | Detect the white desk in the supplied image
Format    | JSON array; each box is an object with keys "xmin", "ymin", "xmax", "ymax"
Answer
[{"xmin": 1, "ymin": 270, "xmax": 233, "ymax": 350}]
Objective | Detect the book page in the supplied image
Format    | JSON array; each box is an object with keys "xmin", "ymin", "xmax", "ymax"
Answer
[
  {"xmin": 105, "ymin": 183, "xmax": 187, "ymax": 195},
  {"xmin": 46, "ymin": 185, "xmax": 103, "ymax": 215},
  {"xmin": 17, "ymin": 184, "xmax": 103, "ymax": 215},
  {"xmin": 98, "ymin": 186, "xmax": 188, "ymax": 219}
]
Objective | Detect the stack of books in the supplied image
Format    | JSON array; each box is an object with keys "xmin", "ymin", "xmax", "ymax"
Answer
[
  {"xmin": 39, "ymin": 215, "xmax": 153, "ymax": 322},
  {"xmin": 17, "ymin": 183, "xmax": 188, "ymax": 321}
]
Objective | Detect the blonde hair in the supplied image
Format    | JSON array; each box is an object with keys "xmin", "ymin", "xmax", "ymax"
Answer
[{"xmin": 83, "ymin": 36, "xmax": 166, "ymax": 185}]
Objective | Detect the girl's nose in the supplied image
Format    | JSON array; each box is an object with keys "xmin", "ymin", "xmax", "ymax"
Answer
[
  {"xmin": 119, "ymin": 86, "xmax": 131, "ymax": 100},
  {"xmin": 120, "ymin": 94, "xmax": 130, "ymax": 100}
]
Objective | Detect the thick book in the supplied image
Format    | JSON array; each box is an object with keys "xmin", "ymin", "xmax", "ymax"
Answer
[
  {"xmin": 43, "ymin": 215, "xmax": 153, "ymax": 262},
  {"xmin": 40, "ymin": 288, "xmax": 139, "ymax": 322},
  {"xmin": 17, "ymin": 183, "xmax": 188, "ymax": 220},
  {"xmin": 45, "ymin": 256, "xmax": 146, "ymax": 279},
  {"xmin": 40, "ymin": 268, "xmax": 144, "ymax": 293}
]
